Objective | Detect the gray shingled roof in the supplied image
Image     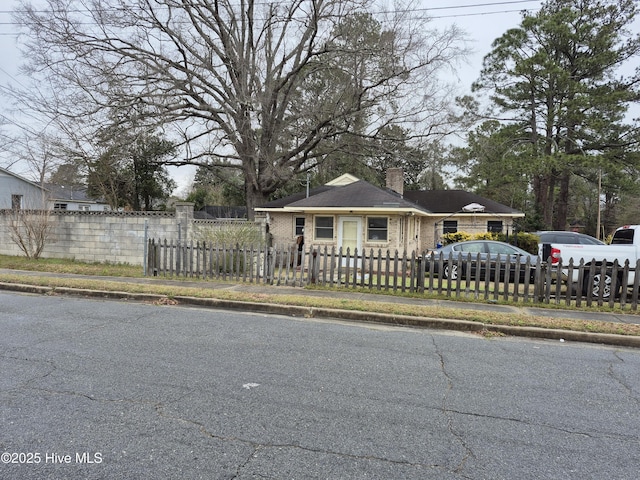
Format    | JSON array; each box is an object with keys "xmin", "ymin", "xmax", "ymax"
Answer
[
  {"xmin": 259, "ymin": 177, "xmax": 522, "ymax": 216},
  {"xmin": 261, "ymin": 180, "xmax": 428, "ymax": 211},
  {"xmin": 261, "ymin": 185, "xmax": 334, "ymax": 208},
  {"xmin": 45, "ymin": 184, "xmax": 96, "ymax": 203},
  {"xmin": 404, "ymin": 190, "xmax": 523, "ymax": 215}
]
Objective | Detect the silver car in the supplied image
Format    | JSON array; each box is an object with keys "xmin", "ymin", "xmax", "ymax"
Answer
[{"xmin": 429, "ymin": 240, "xmax": 538, "ymax": 282}]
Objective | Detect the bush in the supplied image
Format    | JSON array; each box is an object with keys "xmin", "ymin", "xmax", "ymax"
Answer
[
  {"xmin": 441, "ymin": 231, "xmax": 472, "ymax": 244},
  {"xmin": 473, "ymin": 231, "xmax": 500, "ymax": 241},
  {"xmin": 195, "ymin": 221, "xmax": 264, "ymax": 247},
  {"xmin": 503, "ymin": 232, "xmax": 539, "ymax": 254},
  {"xmin": 440, "ymin": 230, "xmax": 539, "ymax": 254},
  {"xmin": 194, "ymin": 222, "xmax": 264, "ymax": 274}
]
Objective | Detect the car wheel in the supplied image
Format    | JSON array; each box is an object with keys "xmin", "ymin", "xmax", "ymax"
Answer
[
  {"xmin": 443, "ymin": 263, "xmax": 458, "ymax": 280},
  {"xmin": 582, "ymin": 271, "xmax": 618, "ymax": 299}
]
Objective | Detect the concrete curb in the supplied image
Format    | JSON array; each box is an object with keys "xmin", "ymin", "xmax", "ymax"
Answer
[{"xmin": 1, "ymin": 282, "xmax": 639, "ymax": 349}]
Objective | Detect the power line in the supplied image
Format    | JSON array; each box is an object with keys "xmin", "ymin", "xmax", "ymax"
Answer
[
  {"xmin": 0, "ymin": 7, "xmax": 539, "ymax": 36},
  {"xmin": 0, "ymin": 0, "xmax": 541, "ymax": 37},
  {"xmin": 0, "ymin": 1, "xmax": 540, "ymax": 16}
]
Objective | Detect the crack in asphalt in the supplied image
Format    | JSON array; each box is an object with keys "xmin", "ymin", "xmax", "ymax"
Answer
[
  {"xmin": 609, "ymin": 351, "xmax": 640, "ymax": 405},
  {"xmin": 0, "ymin": 311, "xmax": 150, "ymax": 395},
  {"xmin": 0, "ymin": 354, "xmax": 58, "ymax": 392},
  {"xmin": 154, "ymin": 404, "xmax": 448, "ymax": 476},
  {"xmin": 430, "ymin": 335, "xmax": 475, "ymax": 476}
]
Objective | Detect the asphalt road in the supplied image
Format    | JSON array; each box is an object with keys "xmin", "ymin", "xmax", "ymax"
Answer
[{"xmin": 1, "ymin": 291, "xmax": 639, "ymax": 479}]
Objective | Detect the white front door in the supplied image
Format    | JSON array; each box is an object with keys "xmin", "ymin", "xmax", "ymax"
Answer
[{"xmin": 338, "ymin": 216, "xmax": 362, "ymax": 266}]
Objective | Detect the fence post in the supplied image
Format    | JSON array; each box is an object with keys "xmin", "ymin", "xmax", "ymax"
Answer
[
  {"xmin": 311, "ymin": 249, "xmax": 317, "ymax": 284},
  {"xmin": 153, "ymin": 240, "xmax": 159, "ymax": 277},
  {"xmin": 144, "ymin": 238, "xmax": 152, "ymax": 277},
  {"xmin": 143, "ymin": 221, "xmax": 148, "ymax": 276},
  {"xmin": 535, "ymin": 259, "xmax": 545, "ymax": 302},
  {"xmin": 266, "ymin": 247, "xmax": 274, "ymax": 284}
]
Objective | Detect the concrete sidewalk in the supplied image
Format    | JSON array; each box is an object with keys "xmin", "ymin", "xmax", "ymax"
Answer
[{"xmin": 1, "ymin": 268, "xmax": 639, "ymax": 348}]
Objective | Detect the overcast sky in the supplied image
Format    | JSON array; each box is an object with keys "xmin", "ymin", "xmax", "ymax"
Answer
[{"xmin": 0, "ymin": 0, "xmax": 557, "ymax": 189}]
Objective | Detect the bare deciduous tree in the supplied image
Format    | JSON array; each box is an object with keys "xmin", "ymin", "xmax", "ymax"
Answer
[
  {"xmin": 13, "ymin": 0, "xmax": 467, "ymax": 217},
  {"xmin": 9, "ymin": 204, "xmax": 53, "ymax": 259}
]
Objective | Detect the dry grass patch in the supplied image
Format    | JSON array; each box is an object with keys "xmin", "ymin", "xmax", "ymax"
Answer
[{"xmin": 0, "ymin": 255, "xmax": 142, "ymax": 277}]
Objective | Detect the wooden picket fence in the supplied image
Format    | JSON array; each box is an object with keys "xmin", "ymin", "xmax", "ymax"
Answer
[{"xmin": 145, "ymin": 239, "xmax": 640, "ymax": 310}]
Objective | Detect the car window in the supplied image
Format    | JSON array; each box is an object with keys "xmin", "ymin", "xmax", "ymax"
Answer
[
  {"xmin": 555, "ymin": 234, "xmax": 576, "ymax": 243},
  {"xmin": 579, "ymin": 235, "xmax": 604, "ymax": 245},
  {"xmin": 539, "ymin": 234, "xmax": 557, "ymax": 243},
  {"xmin": 538, "ymin": 232, "xmax": 604, "ymax": 245},
  {"xmin": 459, "ymin": 242, "xmax": 486, "ymax": 253},
  {"xmin": 487, "ymin": 243, "xmax": 517, "ymax": 255},
  {"xmin": 612, "ymin": 229, "xmax": 634, "ymax": 245}
]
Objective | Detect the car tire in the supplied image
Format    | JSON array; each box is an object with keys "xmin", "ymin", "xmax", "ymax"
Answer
[
  {"xmin": 443, "ymin": 263, "xmax": 458, "ymax": 280},
  {"xmin": 582, "ymin": 270, "xmax": 619, "ymax": 299}
]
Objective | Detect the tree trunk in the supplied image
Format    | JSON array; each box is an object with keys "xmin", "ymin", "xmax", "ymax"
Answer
[
  {"xmin": 533, "ymin": 173, "xmax": 555, "ymax": 230},
  {"xmin": 544, "ymin": 173, "xmax": 556, "ymax": 229},
  {"xmin": 242, "ymin": 163, "xmax": 267, "ymax": 221},
  {"xmin": 553, "ymin": 171, "xmax": 570, "ymax": 230}
]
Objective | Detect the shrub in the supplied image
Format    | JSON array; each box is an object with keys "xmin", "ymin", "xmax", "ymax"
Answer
[
  {"xmin": 503, "ymin": 232, "xmax": 539, "ymax": 254},
  {"xmin": 195, "ymin": 221, "xmax": 264, "ymax": 273},
  {"xmin": 195, "ymin": 221, "xmax": 263, "ymax": 247},
  {"xmin": 8, "ymin": 209, "xmax": 53, "ymax": 259},
  {"xmin": 441, "ymin": 231, "xmax": 472, "ymax": 244},
  {"xmin": 440, "ymin": 230, "xmax": 539, "ymax": 254},
  {"xmin": 473, "ymin": 231, "xmax": 500, "ymax": 241}
]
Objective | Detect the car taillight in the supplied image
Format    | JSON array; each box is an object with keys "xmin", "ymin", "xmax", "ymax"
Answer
[{"xmin": 550, "ymin": 247, "xmax": 561, "ymax": 264}]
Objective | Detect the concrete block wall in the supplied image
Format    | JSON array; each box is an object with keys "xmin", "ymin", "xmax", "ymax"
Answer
[{"xmin": 0, "ymin": 203, "xmax": 197, "ymax": 266}]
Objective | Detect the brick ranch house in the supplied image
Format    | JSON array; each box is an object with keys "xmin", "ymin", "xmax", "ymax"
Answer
[{"xmin": 254, "ymin": 169, "xmax": 524, "ymax": 254}]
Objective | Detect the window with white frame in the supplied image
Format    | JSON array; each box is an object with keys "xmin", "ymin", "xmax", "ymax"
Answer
[
  {"xmin": 367, "ymin": 217, "xmax": 388, "ymax": 241},
  {"xmin": 314, "ymin": 216, "xmax": 334, "ymax": 239},
  {"xmin": 487, "ymin": 220, "xmax": 503, "ymax": 233},
  {"xmin": 295, "ymin": 217, "xmax": 305, "ymax": 236},
  {"xmin": 443, "ymin": 220, "xmax": 458, "ymax": 234}
]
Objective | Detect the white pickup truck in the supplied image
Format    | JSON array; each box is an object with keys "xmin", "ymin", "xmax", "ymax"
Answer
[{"xmin": 543, "ymin": 225, "xmax": 640, "ymax": 298}]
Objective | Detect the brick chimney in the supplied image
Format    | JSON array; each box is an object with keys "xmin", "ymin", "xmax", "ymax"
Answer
[{"xmin": 386, "ymin": 168, "xmax": 404, "ymax": 197}]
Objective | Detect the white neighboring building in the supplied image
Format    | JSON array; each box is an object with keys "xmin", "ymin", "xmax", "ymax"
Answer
[
  {"xmin": 0, "ymin": 166, "xmax": 48, "ymax": 209},
  {"xmin": 45, "ymin": 184, "xmax": 111, "ymax": 212},
  {"xmin": 0, "ymin": 167, "xmax": 110, "ymax": 211}
]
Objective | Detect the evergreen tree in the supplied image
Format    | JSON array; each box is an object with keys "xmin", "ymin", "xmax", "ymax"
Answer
[{"xmin": 473, "ymin": 0, "xmax": 640, "ymax": 230}]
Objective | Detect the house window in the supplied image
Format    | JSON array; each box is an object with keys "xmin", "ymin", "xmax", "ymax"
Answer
[
  {"xmin": 54, "ymin": 203, "xmax": 68, "ymax": 210},
  {"xmin": 295, "ymin": 217, "xmax": 305, "ymax": 236},
  {"xmin": 443, "ymin": 220, "xmax": 458, "ymax": 234},
  {"xmin": 11, "ymin": 194, "xmax": 22, "ymax": 210},
  {"xmin": 79, "ymin": 205, "xmax": 91, "ymax": 211},
  {"xmin": 367, "ymin": 217, "xmax": 388, "ymax": 241},
  {"xmin": 314, "ymin": 216, "xmax": 334, "ymax": 239},
  {"xmin": 488, "ymin": 221, "xmax": 503, "ymax": 233}
]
